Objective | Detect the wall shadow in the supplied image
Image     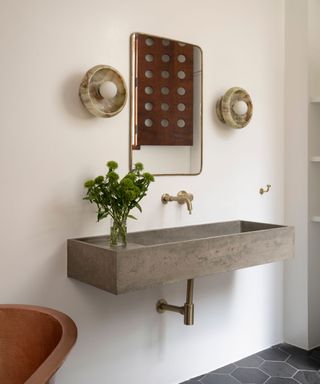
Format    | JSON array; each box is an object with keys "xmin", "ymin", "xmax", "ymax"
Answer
[{"xmin": 61, "ymin": 72, "xmax": 95, "ymax": 121}]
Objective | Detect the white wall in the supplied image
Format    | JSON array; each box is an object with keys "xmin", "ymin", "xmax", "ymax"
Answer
[
  {"xmin": 0, "ymin": 1, "xmax": 285, "ymax": 383},
  {"xmin": 308, "ymin": 0, "xmax": 320, "ymax": 349},
  {"xmin": 284, "ymin": 0, "xmax": 309, "ymax": 349},
  {"xmin": 284, "ymin": 0, "xmax": 320, "ymax": 350}
]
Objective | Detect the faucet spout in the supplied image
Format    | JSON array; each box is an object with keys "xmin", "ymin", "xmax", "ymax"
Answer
[
  {"xmin": 185, "ymin": 198, "xmax": 192, "ymax": 215},
  {"xmin": 177, "ymin": 191, "xmax": 193, "ymax": 214}
]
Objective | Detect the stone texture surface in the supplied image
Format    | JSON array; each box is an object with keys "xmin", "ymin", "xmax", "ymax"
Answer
[
  {"xmin": 235, "ymin": 355, "xmax": 264, "ymax": 368},
  {"xmin": 260, "ymin": 361, "xmax": 297, "ymax": 377},
  {"xmin": 231, "ymin": 367, "xmax": 269, "ymax": 383},
  {"xmin": 294, "ymin": 370, "xmax": 320, "ymax": 384},
  {"xmin": 67, "ymin": 220, "xmax": 294, "ymax": 294},
  {"xmin": 258, "ymin": 347, "xmax": 290, "ymax": 362},
  {"xmin": 181, "ymin": 343, "xmax": 320, "ymax": 384},
  {"xmin": 202, "ymin": 374, "xmax": 239, "ymax": 384}
]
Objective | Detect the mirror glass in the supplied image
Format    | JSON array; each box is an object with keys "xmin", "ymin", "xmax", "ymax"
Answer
[{"xmin": 130, "ymin": 33, "xmax": 202, "ymax": 175}]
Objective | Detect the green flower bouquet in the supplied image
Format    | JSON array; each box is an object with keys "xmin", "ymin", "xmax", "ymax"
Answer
[{"xmin": 84, "ymin": 161, "xmax": 154, "ymax": 247}]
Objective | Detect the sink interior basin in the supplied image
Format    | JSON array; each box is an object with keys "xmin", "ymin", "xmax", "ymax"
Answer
[
  {"xmin": 127, "ymin": 220, "xmax": 283, "ymax": 246},
  {"xmin": 81, "ymin": 220, "xmax": 283, "ymax": 248}
]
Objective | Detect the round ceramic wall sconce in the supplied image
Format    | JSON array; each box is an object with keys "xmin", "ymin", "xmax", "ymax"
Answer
[
  {"xmin": 79, "ymin": 65, "xmax": 127, "ymax": 117},
  {"xmin": 216, "ymin": 87, "xmax": 253, "ymax": 129}
]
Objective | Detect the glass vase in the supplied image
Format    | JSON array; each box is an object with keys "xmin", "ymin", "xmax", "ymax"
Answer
[{"xmin": 110, "ymin": 217, "xmax": 127, "ymax": 247}]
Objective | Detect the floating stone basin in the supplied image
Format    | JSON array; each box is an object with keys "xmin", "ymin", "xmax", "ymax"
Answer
[{"xmin": 67, "ymin": 220, "xmax": 294, "ymax": 294}]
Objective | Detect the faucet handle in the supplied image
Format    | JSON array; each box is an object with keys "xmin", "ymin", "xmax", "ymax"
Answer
[
  {"xmin": 161, "ymin": 193, "xmax": 171, "ymax": 204},
  {"xmin": 177, "ymin": 191, "xmax": 193, "ymax": 214},
  {"xmin": 177, "ymin": 190, "xmax": 193, "ymax": 203}
]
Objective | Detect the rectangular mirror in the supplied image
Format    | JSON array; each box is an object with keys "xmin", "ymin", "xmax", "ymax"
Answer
[{"xmin": 130, "ymin": 33, "xmax": 203, "ymax": 176}]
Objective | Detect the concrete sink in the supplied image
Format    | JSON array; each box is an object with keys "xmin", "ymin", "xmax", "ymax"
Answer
[{"xmin": 67, "ymin": 220, "xmax": 294, "ymax": 294}]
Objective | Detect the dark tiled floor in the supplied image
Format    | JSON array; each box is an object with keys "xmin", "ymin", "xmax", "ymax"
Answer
[{"xmin": 181, "ymin": 344, "xmax": 320, "ymax": 384}]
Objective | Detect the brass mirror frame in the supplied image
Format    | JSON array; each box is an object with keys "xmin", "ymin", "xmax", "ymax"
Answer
[{"xmin": 129, "ymin": 32, "xmax": 203, "ymax": 176}]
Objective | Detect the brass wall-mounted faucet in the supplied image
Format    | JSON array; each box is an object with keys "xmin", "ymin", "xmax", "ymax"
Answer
[{"xmin": 161, "ymin": 190, "xmax": 194, "ymax": 214}]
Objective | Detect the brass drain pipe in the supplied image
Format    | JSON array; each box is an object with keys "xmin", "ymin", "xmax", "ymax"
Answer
[{"xmin": 156, "ymin": 279, "xmax": 194, "ymax": 325}]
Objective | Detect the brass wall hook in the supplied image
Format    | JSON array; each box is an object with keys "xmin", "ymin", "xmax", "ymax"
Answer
[{"xmin": 259, "ymin": 184, "xmax": 271, "ymax": 195}]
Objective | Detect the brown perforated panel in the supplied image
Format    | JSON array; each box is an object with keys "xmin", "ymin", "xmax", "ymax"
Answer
[{"xmin": 134, "ymin": 33, "xmax": 194, "ymax": 147}]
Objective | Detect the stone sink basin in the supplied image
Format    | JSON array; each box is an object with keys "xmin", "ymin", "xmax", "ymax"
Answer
[{"xmin": 67, "ymin": 220, "xmax": 294, "ymax": 294}]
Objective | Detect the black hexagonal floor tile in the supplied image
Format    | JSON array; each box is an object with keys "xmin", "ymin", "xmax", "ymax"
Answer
[
  {"xmin": 260, "ymin": 361, "xmax": 297, "ymax": 378},
  {"xmin": 178, "ymin": 344, "xmax": 320, "ymax": 384},
  {"xmin": 311, "ymin": 348, "xmax": 320, "ymax": 362},
  {"xmin": 278, "ymin": 344, "xmax": 309, "ymax": 358},
  {"xmin": 287, "ymin": 355, "xmax": 320, "ymax": 370},
  {"xmin": 265, "ymin": 378, "xmax": 299, "ymax": 384},
  {"xmin": 235, "ymin": 354, "xmax": 264, "ymax": 368},
  {"xmin": 258, "ymin": 347, "xmax": 290, "ymax": 362},
  {"xmin": 231, "ymin": 367, "xmax": 269, "ymax": 384},
  {"xmin": 201, "ymin": 373, "xmax": 239, "ymax": 384},
  {"xmin": 294, "ymin": 370, "xmax": 320, "ymax": 384}
]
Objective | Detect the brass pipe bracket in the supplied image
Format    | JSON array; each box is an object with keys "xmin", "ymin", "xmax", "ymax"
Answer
[{"xmin": 156, "ymin": 279, "xmax": 194, "ymax": 325}]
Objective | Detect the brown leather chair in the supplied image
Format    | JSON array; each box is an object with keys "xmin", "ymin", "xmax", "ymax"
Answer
[{"xmin": 0, "ymin": 305, "xmax": 77, "ymax": 384}]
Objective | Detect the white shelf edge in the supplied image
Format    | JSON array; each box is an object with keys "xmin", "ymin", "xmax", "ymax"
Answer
[
  {"xmin": 311, "ymin": 216, "xmax": 320, "ymax": 223},
  {"xmin": 310, "ymin": 156, "xmax": 320, "ymax": 162},
  {"xmin": 310, "ymin": 97, "xmax": 320, "ymax": 103}
]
